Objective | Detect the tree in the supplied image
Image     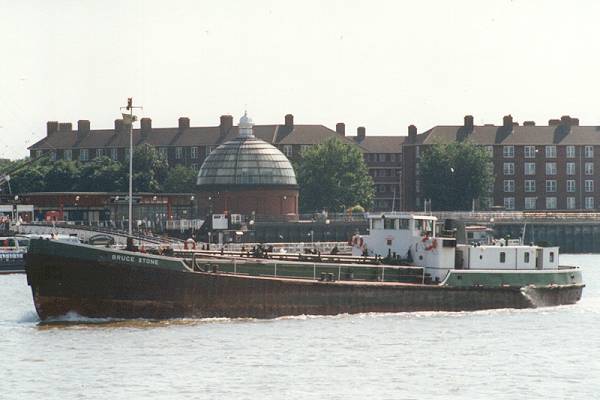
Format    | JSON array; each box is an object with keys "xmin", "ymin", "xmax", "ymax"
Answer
[
  {"xmin": 78, "ymin": 156, "xmax": 126, "ymax": 192},
  {"xmin": 163, "ymin": 165, "xmax": 197, "ymax": 193},
  {"xmin": 44, "ymin": 160, "xmax": 81, "ymax": 192},
  {"xmin": 131, "ymin": 144, "xmax": 169, "ymax": 192},
  {"xmin": 296, "ymin": 137, "xmax": 374, "ymax": 212},
  {"xmin": 419, "ymin": 141, "xmax": 493, "ymax": 211}
]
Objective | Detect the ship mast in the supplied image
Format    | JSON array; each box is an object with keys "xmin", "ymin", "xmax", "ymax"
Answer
[{"xmin": 120, "ymin": 98, "xmax": 142, "ymax": 236}]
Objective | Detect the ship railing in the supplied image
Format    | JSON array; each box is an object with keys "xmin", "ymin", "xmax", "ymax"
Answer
[{"xmin": 187, "ymin": 252, "xmax": 426, "ymax": 284}]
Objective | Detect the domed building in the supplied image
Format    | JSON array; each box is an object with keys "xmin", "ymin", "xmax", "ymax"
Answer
[{"xmin": 197, "ymin": 112, "xmax": 299, "ymax": 217}]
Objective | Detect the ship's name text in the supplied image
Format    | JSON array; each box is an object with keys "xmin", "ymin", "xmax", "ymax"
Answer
[{"xmin": 112, "ymin": 254, "xmax": 159, "ymax": 265}]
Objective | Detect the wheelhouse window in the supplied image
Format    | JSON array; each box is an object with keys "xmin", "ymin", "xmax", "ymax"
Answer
[
  {"xmin": 383, "ymin": 218, "xmax": 395, "ymax": 230},
  {"xmin": 524, "ymin": 252, "xmax": 530, "ymax": 263},
  {"xmin": 398, "ymin": 219, "xmax": 409, "ymax": 230},
  {"xmin": 500, "ymin": 252, "xmax": 506, "ymax": 263}
]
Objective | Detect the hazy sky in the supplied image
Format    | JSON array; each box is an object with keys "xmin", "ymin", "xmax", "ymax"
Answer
[{"xmin": 1, "ymin": 0, "xmax": 599, "ymax": 159}]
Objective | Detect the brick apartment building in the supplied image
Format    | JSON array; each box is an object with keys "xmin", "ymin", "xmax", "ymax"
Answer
[
  {"xmin": 402, "ymin": 114, "xmax": 600, "ymax": 211},
  {"xmin": 28, "ymin": 115, "xmax": 404, "ymax": 211}
]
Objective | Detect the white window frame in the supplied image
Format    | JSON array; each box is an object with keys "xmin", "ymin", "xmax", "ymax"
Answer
[
  {"xmin": 545, "ymin": 162, "xmax": 557, "ymax": 175},
  {"xmin": 524, "ymin": 197, "xmax": 537, "ymax": 210},
  {"xmin": 503, "ymin": 162, "xmax": 515, "ymax": 175},
  {"xmin": 585, "ymin": 146, "xmax": 594, "ymax": 158},
  {"xmin": 159, "ymin": 147, "xmax": 168, "ymax": 157},
  {"xmin": 566, "ymin": 162, "xmax": 575, "ymax": 176},
  {"xmin": 566, "ymin": 197, "xmax": 576, "ymax": 210},
  {"xmin": 546, "ymin": 197, "xmax": 557, "ymax": 210},
  {"xmin": 503, "ymin": 180, "xmax": 515, "ymax": 193},
  {"xmin": 96, "ymin": 148, "xmax": 104, "ymax": 158},
  {"xmin": 190, "ymin": 147, "xmax": 198, "ymax": 159},
  {"xmin": 524, "ymin": 162, "xmax": 536, "ymax": 175},
  {"xmin": 566, "ymin": 145, "xmax": 576, "ymax": 158},
  {"xmin": 79, "ymin": 149, "xmax": 89, "ymax": 161},
  {"xmin": 503, "ymin": 197, "xmax": 515, "ymax": 210},
  {"xmin": 485, "ymin": 146, "xmax": 494, "ymax": 157},
  {"xmin": 545, "ymin": 145, "xmax": 556, "ymax": 158},
  {"xmin": 111, "ymin": 148, "xmax": 118, "ymax": 161},
  {"xmin": 585, "ymin": 197, "xmax": 595, "ymax": 210},
  {"xmin": 175, "ymin": 147, "xmax": 183, "ymax": 160},
  {"xmin": 524, "ymin": 145, "xmax": 536, "ymax": 158},
  {"xmin": 283, "ymin": 145, "xmax": 293, "ymax": 157},
  {"xmin": 585, "ymin": 180, "xmax": 594, "ymax": 193},
  {"xmin": 566, "ymin": 180, "xmax": 576, "ymax": 193},
  {"xmin": 64, "ymin": 149, "xmax": 72, "ymax": 161},
  {"xmin": 585, "ymin": 162, "xmax": 594, "ymax": 175},
  {"xmin": 525, "ymin": 180, "xmax": 536, "ymax": 193},
  {"xmin": 503, "ymin": 145, "xmax": 514, "ymax": 158},
  {"xmin": 545, "ymin": 180, "xmax": 557, "ymax": 193}
]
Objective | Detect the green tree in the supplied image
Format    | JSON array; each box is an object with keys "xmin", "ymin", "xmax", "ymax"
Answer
[
  {"xmin": 78, "ymin": 156, "xmax": 126, "ymax": 192},
  {"xmin": 163, "ymin": 165, "xmax": 197, "ymax": 193},
  {"xmin": 44, "ymin": 160, "xmax": 81, "ymax": 192},
  {"xmin": 296, "ymin": 137, "xmax": 374, "ymax": 212},
  {"xmin": 8, "ymin": 163, "xmax": 49, "ymax": 193},
  {"xmin": 419, "ymin": 141, "xmax": 493, "ymax": 211},
  {"xmin": 131, "ymin": 144, "xmax": 169, "ymax": 192}
]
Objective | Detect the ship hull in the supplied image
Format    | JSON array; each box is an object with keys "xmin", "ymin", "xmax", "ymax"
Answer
[{"xmin": 25, "ymin": 241, "xmax": 584, "ymax": 320}]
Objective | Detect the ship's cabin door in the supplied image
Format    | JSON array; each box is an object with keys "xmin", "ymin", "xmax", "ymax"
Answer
[{"xmin": 535, "ymin": 248, "xmax": 543, "ymax": 270}]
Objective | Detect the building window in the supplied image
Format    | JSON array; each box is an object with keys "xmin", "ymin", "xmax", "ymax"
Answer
[
  {"xmin": 283, "ymin": 145, "xmax": 293, "ymax": 157},
  {"xmin": 585, "ymin": 180, "xmax": 594, "ymax": 192},
  {"xmin": 485, "ymin": 146, "xmax": 494, "ymax": 157},
  {"xmin": 35, "ymin": 150, "xmax": 42, "ymax": 158},
  {"xmin": 503, "ymin": 162, "xmax": 514, "ymax": 175},
  {"xmin": 525, "ymin": 180, "xmax": 536, "ymax": 192},
  {"xmin": 503, "ymin": 180, "xmax": 515, "ymax": 193},
  {"xmin": 503, "ymin": 197, "xmax": 515, "ymax": 210},
  {"xmin": 190, "ymin": 147, "xmax": 198, "ymax": 159},
  {"xmin": 503, "ymin": 145, "xmax": 514, "ymax": 158},
  {"xmin": 111, "ymin": 148, "xmax": 118, "ymax": 161},
  {"xmin": 545, "ymin": 180, "xmax": 557, "ymax": 192},
  {"xmin": 79, "ymin": 149, "xmax": 89, "ymax": 161},
  {"xmin": 524, "ymin": 162, "xmax": 535, "ymax": 175},
  {"xmin": 96, "ymin": 148, "xmax": 104, "ymax": 158},
  {"xmin": 585, "ymin": 162, "xmax": 594, "ymax": 175},
  {"xmin": 566, "ymin": 145, "xmax": 576, "ymax": 158},
  {"xmin": 566, "ymin": 197, "xmax": 576, "ymax": 210},
  {"xmin": 545, "ymin": 145, "xmax": 556, "ymax": 158},
  {"xmin": 175, "ymin": 147, "xmax": 183, "ymax": 159},
  {"xmin": 49, "ymin": 150, "xmax": 57, "ymax": 161},
  {"xmin": 191, "ymin": 163, "xmax": 199, "ymax": 171},
  {"xmin": 524, "ymin": 146, "xmax": 536, "ymax": 158},
  {"xmin": 585, "ymin": 146, "xmax": 594, "ymax": 158},
  {"xmin": 159, "ymin": 147, "xmax": 168, "ymax": 157},
  {"xmin": 378, "ymin": 154, "xmax": 386, "ymax": 162},
  {"xmin": 300, "ymin": 145, "xmax": 310, "ymax": 154},
  {"xmin": 566, "ymin": 162, "xmax": 575, "ymax": 176},
  {"xmin": 64, "ymin": 149, "xmax": 72, "ymax": 161},
  {"xmin": 545, "ymin": 162, "xmax": 557, "ymax": 175},
  {"xmin": 567, "ymin": 180, "xmax": 576, "ymax": 193},
  {"xmin": 546, "ymin": 197, "xmax": 557, "ymax": 209},
  {"xmin": 524, "ymin": 197, "xmax": 537, "ymax": 210},
  {"xmin": 390, "ymin": 153, "xmax": 396, "ymax": 163},
  {"xmin": 206, "ymin": 146, "xmax": 215, "ymax": 155},
  {"xmin": 585, "ymin": 197, "xmax": 595, "ymax": 209},
  {"xmin": 378, "ymin": 185, "xmax": 386, "ymax": 193}
]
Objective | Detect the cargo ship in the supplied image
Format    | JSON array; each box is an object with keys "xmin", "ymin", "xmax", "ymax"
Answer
[{"xmin": 24, "ymin": 213, "xmax": 584, "ymax": 320}]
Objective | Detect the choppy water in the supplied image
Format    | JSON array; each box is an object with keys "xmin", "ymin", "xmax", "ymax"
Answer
[{"xmin": 1, "ymin": 255, "xmax": 599, "ymax": 400}]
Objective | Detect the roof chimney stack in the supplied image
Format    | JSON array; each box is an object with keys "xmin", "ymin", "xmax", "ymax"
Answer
[
  {"xmin": 140, "ymin": 118, "xmax": 152, "ymax": 136},
  {"xmin": 77, "ymin": 120, "xmax": 90, "ymax": 135},
  {"xmin": 285, "ymin": 114, "xmax": 294, "ymax": 129},
  {"xmin": 523, "ymin": 121, "xmax": 536, "ymax": 126},
  {"xmin": 408, "ymin": 125, "xmax": 417, "ymax": 143},
  {"xmin": 178, "ymin": 117, "xmax": 190, "ymax": 130},
  {"xmin": 502, "ymin": 115, "xmax": 513, "ymax": 129},
  {"xmin": 357, "ymin": 126, "xmax": 366, "ymax": 140},
  {"xmin": 464, "ymin": 115, "xmax": 474, "ymax": 129},
  {"xmin": 58, "ymin": 122, "xmax": 72, "ymax": 132},
  {"xmin": 336, "ymin": 122, "xmax": 345, "ymax": 136},
  {"xmin": 114, "ymin": 119, "xmax": 126, "ymax": 135},
  {"xmin": 47, "ymin": 121, "xmax": 59, "ymax": 136},
  {"xmin": 548, "ymin": 119, "xmax": 560, "ymax": 126},
  {"xmin": 220, "ymin": 115, "xmax": 233, "ymax": 135}
]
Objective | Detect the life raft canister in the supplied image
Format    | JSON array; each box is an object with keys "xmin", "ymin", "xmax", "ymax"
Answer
[{"xmin": 184, "ymin": 238, "xmax": 196, "ymax": 250}]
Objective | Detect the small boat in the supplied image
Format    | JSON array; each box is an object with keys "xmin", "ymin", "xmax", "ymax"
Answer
[
  {"xmin": 0, "ymin": 236, "xmax": 28, "ymax": 274},
  {"xmin": 24, "ymin": 213, "xmax": 584, "ymax": 320}
]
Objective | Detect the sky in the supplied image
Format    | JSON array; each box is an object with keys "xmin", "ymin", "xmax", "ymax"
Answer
[{"xmin": 1, "ymin": 0, "xmax": 600, "ymax": 159}]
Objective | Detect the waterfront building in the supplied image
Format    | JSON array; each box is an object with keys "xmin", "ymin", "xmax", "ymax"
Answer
[
  {"xmin": 402, "ymin": 115, "xmax": 598, "ymax": 211},
  {"xmin": 28, "ymin": 115, "xmax": 402, "ymax": 211}
]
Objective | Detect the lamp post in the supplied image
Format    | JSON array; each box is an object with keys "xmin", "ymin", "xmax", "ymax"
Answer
[{"xmin": 120, "ymin": 98, "xmax": 142, "ymax": 236}]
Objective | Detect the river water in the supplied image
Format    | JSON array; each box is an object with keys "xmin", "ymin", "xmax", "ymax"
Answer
[{"xmin": 1, "ymin": 254, "xmax": 599, "ymax": 400}]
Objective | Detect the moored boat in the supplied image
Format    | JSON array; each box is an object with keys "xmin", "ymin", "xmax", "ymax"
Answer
[{"xmin": 25, "ymin": 213, "xmax": 584, "ymax": 320}]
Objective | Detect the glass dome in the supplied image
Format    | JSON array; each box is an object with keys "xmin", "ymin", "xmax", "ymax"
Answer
[{"xmin": 197, "ymin": 136, "xmax": 297, "ymax": 187}]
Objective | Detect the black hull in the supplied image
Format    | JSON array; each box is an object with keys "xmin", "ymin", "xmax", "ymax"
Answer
[{"xmin": 26, "ymin": 252, "xmax": 584, "ymax": 320}]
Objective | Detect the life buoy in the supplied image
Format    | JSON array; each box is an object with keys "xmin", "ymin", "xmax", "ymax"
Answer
[{"xmin": 184, "ymin": 238, "xmax": 196, "ymax": 250}]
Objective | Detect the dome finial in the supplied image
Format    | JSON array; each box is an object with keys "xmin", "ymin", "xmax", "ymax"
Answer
[{"xmin": 239, "ymin": 111, "xmax": 254, "ymax": 138}]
